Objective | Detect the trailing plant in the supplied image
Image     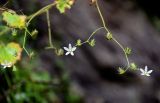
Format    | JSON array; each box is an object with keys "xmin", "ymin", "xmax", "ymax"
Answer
[
  {"xmin": 0, "ymin": 0, "xmax": 153, "ymax": 87},
  {"xmin": 0, "ymin": 0, "xmax": 153, "ymax": 75}
]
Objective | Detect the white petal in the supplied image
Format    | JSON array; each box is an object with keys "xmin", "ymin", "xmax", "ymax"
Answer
[
  {"xmin": 69, "ymin": 44, "xmax": 72, "ymax": 50},
  {"xmin": 145, "ymin": 66, "xmax": 148, "ymax": 72},
  {"xmin": 72, "ymin": 47, "xmax": 76, "ymax": 51},
  {"xmin": 65, "ymin": 52, "xmax": 70, "ymax": 55},
  {"xmin": 7, "ymin": 65, "xmax": 12, "ymax": 68},
  {"xmin": 145, "ymin": 73, "xmax": 150, "ymax": 76},
  {"xmin": 140, "ymin": 68, "xmax": 145, "ymax": 73},
  {"xmin": 64, "ymin": 47, "xmax": 69, "ymax": 51},
  {"xmin": 70, "ymin": 52, "xmax": 74, "ymax": 56},
  {"xmin": 3, "ymin": 66, "xmax": 6, "ymax": 69},
  {"xmin": 141, "ymin": 72, "xmax": 145, "ymax": 75},
  {"xmin": 147, "ymin": 70, "xmax": 153, "ymax": 74}
]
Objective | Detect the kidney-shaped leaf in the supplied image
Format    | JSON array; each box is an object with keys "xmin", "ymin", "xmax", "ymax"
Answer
[
  {"xmin": 2, "ymin": 11, "xmax": 26, "ymax": 29},
  {"xmin": 0, "ymin": 42, "xmax": 22, "ymax": 68}
]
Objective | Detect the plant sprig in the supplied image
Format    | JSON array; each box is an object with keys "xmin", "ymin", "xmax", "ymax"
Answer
[
  {"xmin": 95, "ymin": 0, "xmax": 131, "ymax": 73},
  {"xmin": 0, "ymin": 0, "xmax": 138, "ymax": 74},
  {"xmin": 74, "ymin": 0, "xmax": 132, "ymax": 74}
]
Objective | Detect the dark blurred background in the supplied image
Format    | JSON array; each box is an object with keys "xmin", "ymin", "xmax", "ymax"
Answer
[{"xmin": 1, "ymin": 0, "xmax": 160, "ymax": 103}]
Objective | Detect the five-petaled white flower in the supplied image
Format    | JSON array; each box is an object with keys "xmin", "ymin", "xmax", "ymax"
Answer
[
  {"xmin": 140, "ymin": 66, "xmax": 153, "ymax": 76},
  {"xmin": 1, "ymin": 61, "xmax": 12, "ymax": 69},
  {"xmin": 63, "ymin": 44, "xmax": 76, "ymax": 56}
]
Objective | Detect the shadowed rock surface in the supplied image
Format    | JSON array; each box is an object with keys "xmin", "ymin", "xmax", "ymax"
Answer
[{"xmin": 10, "ymin": 0, "xmax": 160, "ymax": 103}]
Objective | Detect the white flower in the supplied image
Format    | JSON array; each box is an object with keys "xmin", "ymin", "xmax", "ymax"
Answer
[
  {"xmin": 140, "ymin": 66, "xmax": 153, "ymax": 76},
  {"xmin": 63, "ymin": 44, "xmax": 76, "ymax": 56},
  {"xmin": 1, "ymin": 61, "xmax": 12, "ymax": 69}
]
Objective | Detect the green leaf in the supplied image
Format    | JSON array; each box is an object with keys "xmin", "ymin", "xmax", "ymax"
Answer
[
  {"xmin": 56, "ymin": 49, "xmax": 64, "ymax": 56},
  {"xmin": 55, "ymin": 0, "xmax": 75, "ymax": 13},
  {"xmin": 0, "ymin": 42, "xmax": 22, "ymax": 68},
  {"xmin": 0, "ymin": 26, "xmax": 10, "ymax": 36},
  {"xmin": 30, "ymin": 71, "xmax": 51, "ymax": 82},
  {"xmin": 29, "ymin": 51, "xmax": 35, "ymax": 59},
  {"xmin": 76, "ymin": 39, "xmax": 82, "ymax": 46},
  {"xmin": 31, "ymin": 29, "xmax": 38, "ymax": 39},
  {"xmin": 2, "ymin": 11, "xmax": 26, "ymax": 29},
  {"xmin": 89, "ymin": 39, "xmax": 96, "ymax": 47},
  {"xmin": 14, "ymin": 92, "xmax": 27, "ymax": 101},
  {"xmin": 12, "ymin": 29, "xmax": 17, "ymax": 36},
  {"xmin": 124, "ymin": 47, "xmax": 131, "ymax": 55},
  {"xmin": 105, "ymin": 32, "xmax": 112, "ymax": 40},
  {"xmin": 13, "ymin": 65, "xmax": 17, "ymax": 71},
  {"xmin": 130, "ymin": 63, "xmax": 137, "ymax": 70},
  {"xmin": 118, "ymin": 67, "xmax": 125, "ymax": 74}
]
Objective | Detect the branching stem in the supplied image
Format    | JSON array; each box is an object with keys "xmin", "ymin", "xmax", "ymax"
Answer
[
  {"xmin": 95, "ymin": 0, "xmax": 130, "ymax": 71},
  {"xmin": 76, "ymin": 27, "xmax": 104, "ymax": 46},
  {"xmin": 27, "ymin": 3, "xmax": 56, "ymax": 25},
  {"xmin": 23, "ymin": 29, "xmax": 30, "ymax": 56},
  {"xmin": 23, "ymin": 2, "xmax": 57, "ymax": 55}
]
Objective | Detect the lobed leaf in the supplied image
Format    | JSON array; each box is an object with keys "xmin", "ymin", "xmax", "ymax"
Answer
[
  {"xmin": 55, "ymin": 0, "xmax": 75, "ymax": 13},
  {"xmin": 0, "ymin": 42, "xmax": 22, "ymax": 68},
  {"xmin": 2, "ymin": 11, "xmax": 26, "ymax": 29}
]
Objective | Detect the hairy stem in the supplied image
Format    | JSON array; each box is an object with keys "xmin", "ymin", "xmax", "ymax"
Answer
[
  {"xmin": 87, "ymin": 27, "xmax": 105, "ymax": 41},
  {"xmin": 76, "ymin": 27, "xmax": 104, "ymax": 46},
  {"xmin": 23, "ymin": 29, "xmax": 30, "ymax": 56},
  {"xmin": 23, "ymin": 2, "xmax": 57, "ymax": 55},
  {"xmin": 95, "ymin": 0, "xmax": 110, "ymax": 33},
  {"xmin": 27, "ymin": 2, "xmax": 56, "ymax": 25},
  {"xmin": 45, "ymin": 10, "xmax": 56, "ymax": 50},
  {"xmin": 112, "ymin": 38, "xmax": 130, "ymax": 70},
  {"xmin": 96, "ymin": 0, "xmax": 130, "ymax": 71}
]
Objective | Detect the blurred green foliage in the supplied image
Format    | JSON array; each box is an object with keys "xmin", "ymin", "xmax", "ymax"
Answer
[
  {"xmin": 0, "ymin": 56, "xmax": 82, "ymax": 103},
  {"xmin": 153, "ymin": 17, "xmax": 160, "ymax": 32}
]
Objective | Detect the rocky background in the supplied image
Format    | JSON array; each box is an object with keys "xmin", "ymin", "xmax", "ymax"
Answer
[{"xmin": 1, "ymin": 0, "xmax": 160, "ymax": 103}]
